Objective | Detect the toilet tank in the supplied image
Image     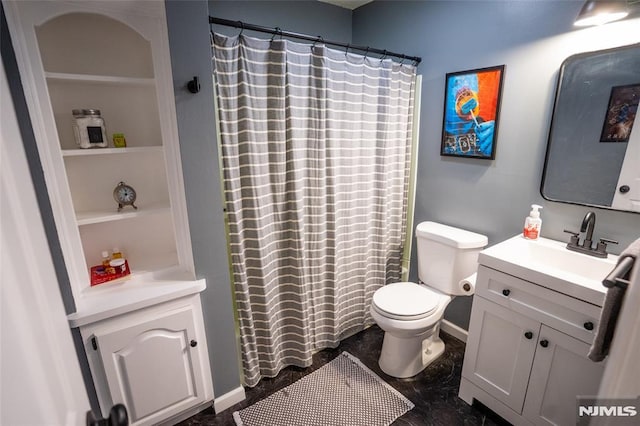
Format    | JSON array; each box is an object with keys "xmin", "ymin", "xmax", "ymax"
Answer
[{"xmin": 416, "ymin": 222, "xmax": 488, "ymax": 295}]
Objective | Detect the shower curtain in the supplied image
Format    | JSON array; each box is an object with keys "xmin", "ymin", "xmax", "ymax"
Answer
[{"xmin": 213, "ymin": 33, "xmax": 417, "ymax": 387}]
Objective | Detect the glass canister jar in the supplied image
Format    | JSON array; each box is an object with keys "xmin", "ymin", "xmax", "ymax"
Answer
[
  {"xmin": 71, "ymin": 109, "xmax": 84, "ymax": 146},
  {"xmin": 77, "ymin": 109, "xmax": 108, "ymax": 148}
]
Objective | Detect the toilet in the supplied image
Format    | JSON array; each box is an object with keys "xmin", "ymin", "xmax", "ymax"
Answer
[{"xmin": 370, "ymin": 221, "xmax": 487, "ymax": 378}]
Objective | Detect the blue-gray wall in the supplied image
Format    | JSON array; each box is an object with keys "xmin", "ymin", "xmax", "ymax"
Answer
[
  {"xmin": 208, "ymin": 1, "xmax": 352, "ymax": 41},
  {"xmin": 353, "ymin": 1, "xmax": 640, "ymax": 329},
  {"xmin": 165, "ymin": 0, "xmax": 242, "ymax": 397}
]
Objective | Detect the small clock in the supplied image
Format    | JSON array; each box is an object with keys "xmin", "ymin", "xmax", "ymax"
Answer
[{"xmin": 113, "ymin": 181, "xmax": 137, "ymax": 212}]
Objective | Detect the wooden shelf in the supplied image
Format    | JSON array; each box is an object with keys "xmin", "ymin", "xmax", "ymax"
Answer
[
  {"xmin": 62, "ymin": 146, "xmax": 163, "ymax": 157},
  {"xmin": 76, "ymin": 203, "xmax": 171, "ymax": 226},
  {"xmin": 45, "ymin": 72, "xmax": 154, "ymax": 86}
]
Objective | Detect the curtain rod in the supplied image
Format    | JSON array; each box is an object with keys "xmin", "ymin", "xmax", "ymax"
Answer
[{"xmin": 209, "ymin": 16, "xmax": 422, "ymax": 65}]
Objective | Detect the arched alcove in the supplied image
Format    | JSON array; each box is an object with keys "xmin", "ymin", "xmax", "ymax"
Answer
[{"xmin": 36, "ymin": 13, "xmax": 153, "ymax": 77}]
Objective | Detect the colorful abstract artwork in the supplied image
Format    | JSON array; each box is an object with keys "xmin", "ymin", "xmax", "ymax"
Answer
[{"xmin": 441, "ymin": 65, "xmax": 505, "ymax": 159}]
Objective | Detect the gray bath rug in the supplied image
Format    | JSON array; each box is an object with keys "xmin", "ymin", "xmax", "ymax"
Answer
[{"xmin": 233, "ymin": 351, "xmax": 414, "ymax": 426}]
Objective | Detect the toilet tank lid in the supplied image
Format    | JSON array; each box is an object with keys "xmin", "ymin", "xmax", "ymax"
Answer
[{"xmin": 416, "ymin": 221, "xmax": 488, "ymax": 249}]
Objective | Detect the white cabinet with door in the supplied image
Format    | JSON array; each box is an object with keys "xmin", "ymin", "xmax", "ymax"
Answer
[
  {"xmin": 80, "ymin": 295, "xmax": 211, "ymax": 425},
  {"xmin": 4, "ymin": 1, "xmax": 215, "ymax": 423},
  {"xmin": 459, "ymin": 266, "xmax": 606, "ymax": 426}
]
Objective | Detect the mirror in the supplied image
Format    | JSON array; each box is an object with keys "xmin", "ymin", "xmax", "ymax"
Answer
[{"xmin": 541, "ymin": 43, "xmax": 640, "ymax": 213}]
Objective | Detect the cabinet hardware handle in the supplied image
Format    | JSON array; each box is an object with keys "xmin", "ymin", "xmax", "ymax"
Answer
[
  {"xmin": 524, "ymin": 331, "xmax": 533, "ymax": 339},
  {"xmin": 502, "ymin": 289, "xmax": 511, "ymax": 296},
  {"xmin": 584, "ymin": 321, "xmax": 594, "ymax": 331},
  {"xmin": 190, "ymin": 340, "xmax": 198, "ymax": 347},
  {"xmin": 539, "ymin": 339, "xmax": 549, "ymax": 348}
]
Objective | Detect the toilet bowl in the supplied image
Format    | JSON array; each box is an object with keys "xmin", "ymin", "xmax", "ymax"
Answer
[
  {"xmin": 370, "ymin": 222, "xmax": 487, "ymax": 378},
  {"xmin": 371, "ymin": 282, "xmax": 452, "ymax": 378}
]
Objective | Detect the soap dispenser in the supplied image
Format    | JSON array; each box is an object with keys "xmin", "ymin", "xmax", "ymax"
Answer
[{"xmin": 523, "ymin": 204, "xmax": 543, "ymax": 240}]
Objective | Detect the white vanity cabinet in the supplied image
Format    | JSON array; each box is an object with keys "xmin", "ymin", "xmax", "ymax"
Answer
[
  {"xmin": 80, "ymin": 296, "xmax": 210, "ymax": 426},
  {"xmin": 4, "ymin": 1, "xmax": 215, "ymax": 423},
  {"xmin": 460, "ymin": 266, "xmax": 606, "ymax": 426}
]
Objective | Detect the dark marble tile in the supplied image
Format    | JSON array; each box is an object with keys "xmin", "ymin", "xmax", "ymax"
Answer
[{"xmin": 178, "ymin": 326, "xmax": 511, "ymax": 426}]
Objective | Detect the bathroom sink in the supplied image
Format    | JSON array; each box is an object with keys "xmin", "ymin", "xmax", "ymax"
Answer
[{"xmin": 478, "ymin": 235, "xmax": 618, "ymax": 306}]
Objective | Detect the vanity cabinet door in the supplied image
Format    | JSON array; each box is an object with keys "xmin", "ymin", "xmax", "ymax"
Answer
[
  {"xmin": 523, "ymin": 325, "xmax": 605, "ymax": 426},
  {"xmin": 462, "ymin": 296, "xmax": 540, "ymax": 413},
  {"xmin": 94, "ymin": 306, "xmax": 206, "ymax": 426}
]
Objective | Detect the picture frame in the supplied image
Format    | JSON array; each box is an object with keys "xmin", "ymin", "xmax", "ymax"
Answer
[
  {"xmin": 441, "ymin": 65, "xmax": 505, "ymax": 159},
  {"xmin": 600, "ymin": 83, "xmax": 640, "ymax": 143}
]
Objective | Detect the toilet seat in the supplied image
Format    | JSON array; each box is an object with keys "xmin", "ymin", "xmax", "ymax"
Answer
[{"xmin": 372, "ymin": 282, "xmax": 442, "ymax": 320}]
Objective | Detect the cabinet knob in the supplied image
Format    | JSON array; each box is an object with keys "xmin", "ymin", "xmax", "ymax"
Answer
[
  {"xmin": 190, "ymin": 340, "xmax": 198, "ymax": 347},
  {"xmin": 524, "ymin": 331, "xmax": 533, "ymax": 340},
  {"xmin": 539, "ymin": 339, "xmax": 549, "ymax": 348},
  {"xmin": 584, "ymin": 321, "xmax": 594, "ymax": 331},
  {"xmin": 502, "ymin": 289, "xmax": 511, "ymax": 297}
]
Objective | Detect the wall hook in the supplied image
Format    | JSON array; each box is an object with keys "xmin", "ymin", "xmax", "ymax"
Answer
[{"xmin": 187, "ymin": 76, "xmax": 200, "ymax": 94}]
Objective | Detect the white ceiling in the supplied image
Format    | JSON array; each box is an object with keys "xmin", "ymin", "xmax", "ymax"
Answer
[{"xmin": 318, "ymin": 0, "xmax": 374, "ymax": 10}]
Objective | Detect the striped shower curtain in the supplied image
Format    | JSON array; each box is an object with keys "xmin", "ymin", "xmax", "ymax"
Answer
[{"xmin": 213, "ymin": 33, "xmax": 417, "ymax": 387}]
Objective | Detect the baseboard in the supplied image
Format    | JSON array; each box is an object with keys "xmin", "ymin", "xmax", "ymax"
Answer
[
  {"xmin": 440, "ymin": 319, "xmax": 468, "ymax": 343},
  {"xmin": 214, "ymin": 385, "xmax": 246, "ymax": 413},
  {"xmin": 159, "ymin": 400, "xmax": 212, "ymax": 426}
]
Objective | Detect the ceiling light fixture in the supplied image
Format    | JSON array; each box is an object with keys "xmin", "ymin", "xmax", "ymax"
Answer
[{"xmin": 574, "ymin": 0, "xmax": 630, "ymax": 26}]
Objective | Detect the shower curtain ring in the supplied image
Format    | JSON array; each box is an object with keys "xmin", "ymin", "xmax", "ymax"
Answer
[
  {"xmin": 399, "ymin": 54, "xmax": 406, "ymax": 65},
  {"xmin": 312, "ymin": 36, "xmax": 323, "ymax": 49},
  {"xmin": 345, "ymin": 44, "xmax": 350, "ymax": 56},
  {"xmin": 270, "ymin": 27, "xmax": 281, "ymax": 42},
  {"xmin": 237, "ymin": 21, "xmax": 244, "ymax": 36},
  {"xmin": 364, "ymin": 47, "xmax": 370, "ymax": 59},
  {"xmin": 380, "ymin": 50, "xmax": 387, "ymax": 62}
]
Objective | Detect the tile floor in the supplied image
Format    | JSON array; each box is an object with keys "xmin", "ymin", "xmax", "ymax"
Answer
[{"xmin": 178, "ymin": 326, "xmax": 510, "ymax": 426}]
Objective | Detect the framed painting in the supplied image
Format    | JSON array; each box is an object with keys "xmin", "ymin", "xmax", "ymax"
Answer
[
  {"xmin": 441, "ymin": 65, "xmax": 505, "ymax": 159},
  {"xmin": 600, "ymin": 84, "xmax": 640, "ymax": 143}
]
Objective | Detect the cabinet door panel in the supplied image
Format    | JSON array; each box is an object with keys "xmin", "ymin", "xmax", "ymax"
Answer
[
  {"xmin": 523, "ymin": 325, "xmax": 605, "ymax": 426},
  {"xmin": 462, "ymin": 296, "xmax": 540, "ymax": 413},
  {"xmin": 95, "ymin": 307, "xmax": 204, "ymax": 425}
]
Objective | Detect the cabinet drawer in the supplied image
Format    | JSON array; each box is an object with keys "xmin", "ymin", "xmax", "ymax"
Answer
[{"xmin": 475, "ymin": 266, "xmax": 601, "ymax": 344}]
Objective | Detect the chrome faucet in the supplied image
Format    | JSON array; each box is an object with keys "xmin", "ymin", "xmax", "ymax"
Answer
[
  {"xmin": 580, "ymin": 211, "xmax": 596, "ymax": 249},
  {"xmin": 564, "ymin": 211, "xmax": 617, "ymax": 258}
]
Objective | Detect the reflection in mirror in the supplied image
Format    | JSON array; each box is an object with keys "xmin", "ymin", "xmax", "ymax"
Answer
[{"xmin": 541, "ymin": 43, "xmax": 640, "ymax": 213}]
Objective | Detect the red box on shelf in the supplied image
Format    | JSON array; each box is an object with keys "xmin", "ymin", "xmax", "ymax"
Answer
[{"xmin": 90, "ymin": 260, "xmax": 131, "ymax": 286}]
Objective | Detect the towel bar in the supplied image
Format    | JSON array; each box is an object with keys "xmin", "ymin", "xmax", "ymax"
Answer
[{"xmin": 603, "ymin": 256, "xmax": 634, "ymax": 290}]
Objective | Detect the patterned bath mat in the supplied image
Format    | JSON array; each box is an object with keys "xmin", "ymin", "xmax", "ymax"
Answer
[{"xmin": 233, "ymin": 352, "xmax": 414, "ymax": 426}]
